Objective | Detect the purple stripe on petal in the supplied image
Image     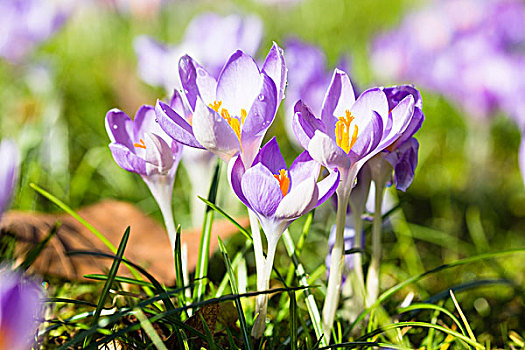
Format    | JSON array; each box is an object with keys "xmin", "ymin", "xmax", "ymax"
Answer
[
  {"xmin": 308, "ymin": 131, "xmax": 351, "ymax": 170},
  {"xmin": 253, "ymin": 137, "xmax": 287, "ymax": 175},
  {"xmin": 109, "ymin": 143, "xmax": 148, "ymax": 175},
  {"xmin": 321, "ymin": 69, "xmax": 356, "ymax": 134},
  {"xmin": 169, "ymin": 89, "xmax": 193, "ymax": 121},
  {"xmin": 350, "ymin": 87, "xmax": 389, "ymax": 134},
  {"xmin": 179, "ymin": 55, "xmax": 217, "ymax": 110},
  {"xmin": 105, "ymin": 109, "xmax": 135, "ymax": 150},
  {"xmin": 288, "ymin": 150, "xmax": 320, "ymax": 190},
  {"xmin": 216, "ymin": 50, "xmax": 261, "ymax": 114},
  {"xmin": 262, "ymin": 42, "xmax": 287, "ymax": 103},
  {"xmin": 241, "ymin": 163, "xmax": 283, "ymax": 217},
  {"xmin": 155, "ymin": 101, "xmax": 204, "ymax": 149}
]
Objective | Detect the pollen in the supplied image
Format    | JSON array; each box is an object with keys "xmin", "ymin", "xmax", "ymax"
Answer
[
  {"xmin": 335, "ymin": 110, "xmax": 358, "ymax": 154},
  {"xmin": 273, "ymin": 169, "xmax": 290, "ymax": 196},
  {"xmin": 134, "ymin": 138, "xmax": 146, "ymax": 149},
  {"xmin": 209, "ymin": 100, "xmax": 243, "ymax": 145}
]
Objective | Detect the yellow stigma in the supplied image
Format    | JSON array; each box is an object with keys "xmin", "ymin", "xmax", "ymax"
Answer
[
  {"xmin": 134, "ymin": 138, "xmax": 146, "ymax": 149},
  {"xmin": 209, "ymin": 100, "xmax": 244, "ymax": 145},
  {"xmin": 273, "ymin": 169, "xmax": 290, "ymax": 196},
  {"xmin": 335, "ymin": 110, "xmax": 358, "ymax": 154}
]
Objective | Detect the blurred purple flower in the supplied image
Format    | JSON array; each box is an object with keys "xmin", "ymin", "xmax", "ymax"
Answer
[
  {"xmin": 370, "ymin": 0, "xmax": 525, "ymax": 121},
  {"xmin": 105, "ymin": 102, "xmax": 183, "ymax": 249},
  {"xmin": 0, "ymin": 0, "xmax": 68, "ymax": 63},
  {"xmin": 292, "ymin": 68, "xmax": 415, "ymax": 199},
  {"xmin": 0, "ymin": 268, "xmax": 43, "ymax": 350},
  {"xmin": 134, "ymin": 13, "xmax": 263, "ymax": 92},
  {"xmin": 155, "ymin": 44, "xmax": 286, "ymax": 167},
  {"xmin": 0, "ymin": 140, "xmax": 19, "ymax": 222},
  {"xmin": 284, "ymin": 39, "xmax": 350, "ymax": 145},
  {"xmin": 325, "ymin": 220, "xmax": 359, "ymax": 284}
]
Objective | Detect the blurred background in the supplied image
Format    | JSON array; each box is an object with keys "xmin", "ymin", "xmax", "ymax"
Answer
[{"xmin": 2, "ymin": 0, "xmax": 525, "ymax": 343}]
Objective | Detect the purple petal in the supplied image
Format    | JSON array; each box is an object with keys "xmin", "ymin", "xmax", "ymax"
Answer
[
  {"xmin": 134, "ymin": 35, "xmax": 172, "ymax": 90},
  {"xmin": 169, "ymin": 89, "xmax": 193, "ymax": 121},
  {"xmin": 349, "ymin": 110, "xmax": 384, "ymax": 162},
  {"xmin": 396, "ymin": 107, "xmax": 424, "ymax": 146},
  {"xmin": 350, "ymin": 87, "xmax": 389, "ymax": 134},
  {"xmin": 262, "ymin": 42, "xmax": 287, "ymax": 102},
  {"xmin": 253, "ymin": 137, "xmax": 287, "ymax": 175},
  {"xmin": 292, "ymin": 100, "xmax": 326, "ymax": 149},
  {"xmin": 192, "ymin": 99, "xmax": 241, "ymax": 162},
  {"xmin": 0, "ymin": 140, "xmax": 19, "ymax": 219},
  {"xmin": 108, "ymin": 143, "xmax": 147, "ymax": 175},
  {"xmin": 274, "ymin": 177, "xmax": 318, "ymax": 220},
  {"xmin": 229, "ymin": 156, "xmax": 249, "ymax": 207},
  {"xmin": 379, "ymin": 95, "xmax": 415, "ymax": 149},
  {"xmin": 155, "ymin": 100, "xmax": 204, "ymax": 149},
  {"xmin": 316, "ymin": 169, "xmax": 340, "ymax": 207},
  {"xmin": 321, "ymin": 69, "xmax": 356, "ymax": 134},
  {"xmin": 179, "ymin": 55, "xmax": 217, "ymax": 110},
  {"xmin": 105, "ymin": 109, "xmax": 134, "ymax": 150},
  {"xmin": 133, "ymin": 105, "xmax": 169, "ymax": 144},
  {"xmin": 143, "ymin": 133, "xmax": 176, "ymax": 176},
  {"xmin": 384, "ymin": 85, "xmax": 422, "ymax": 110},
  {"xmin": 216, "ymin": 50, "xmax": 261, "ymax": 114},
  {"xmin": 385, "ymin": 138, "xmax": 419, "ymax": 191},
  {"xmin": 308, "ymin": 131, "xmax": 351, "ymax": 170},
  {"xmin": 241, "ymin": 163, "xmax": 283, "ymax": 217},
  {"xmin": 288, "ymin": 150, "xmax": 320, "ymax": 189}
]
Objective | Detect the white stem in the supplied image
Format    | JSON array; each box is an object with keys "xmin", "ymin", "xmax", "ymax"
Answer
[
  {"xmin": 322, "ymin": 193, "xmax": 350, "ymax": 343},
  {"xmin": 351, "ymin": 207, "xmax": 367, "ymax": 307},
  {"xmin": 252, "ymin": 239, "xmax": 278, "ymax": 338},
  {"xmin": 144, "ymin": 175, "xmax": 176, "ymax": 252},
  {"xmin": 248, "ymin": 209, "xmax": 266, "ymax": 286},
  {"xmin": 366, "ymin": 181, "xmax": 386, "ymax": 304}
]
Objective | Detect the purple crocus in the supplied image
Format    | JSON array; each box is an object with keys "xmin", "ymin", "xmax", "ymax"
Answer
[
  {"xmin": 105, "ymin": 103, "xmax": 183, "ymax": 250},
  {"xmin": 155, "ymin": 43, "xmax": 286, "ymax": 168},
  {"xmin": 0, "ymin": 0, "xmax": 68, "ymax": 63},
  {"xmin": 325, "ymin": 221, "xmax": 358, "ymax": 284},
  {"xmin": 229, "ymin": 137, "xmax": 339, "ymax": 337},
  {"xmin": 0, "ymin": 268, "xmax": 43, "ymax": 350},
  {"xmin": 0, "ymin": 140, "xmax": 19, "ymax": 222},
  {"xmin": 284, "ymin": 39, "xmax": 349, "ymax": 146},
  {"xmin": 134, "ymin": 13, "xmax": 263, "ymax": 92}
]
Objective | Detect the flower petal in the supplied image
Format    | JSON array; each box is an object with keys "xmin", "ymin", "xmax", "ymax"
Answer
[
  {"xmin": 155, "ymin": 100, "xmax": 204, "ymax": 149},
  {"xmin": 308, "ymin": 131, "xmax": 351, "ymax": 170},
  {"xmin": 134, "ymin": 105, "xmax": 170, "ymax": 144},
  {"xmin": 240, "ymin": 73, "xmax": 278, "ymax": 167},
  {"xmin": 288, "ymin": 150, "xmax": 320, "ymax": 189},
  {"xmin": 241, "ymin": 163, "xmax": 283, "ymax": 217},
  {"xmin": 274, "ymin": 176, "xmax": 318, "ymax": 220},
  {"xmin": 349, "ymin": 110, "xmax": 383, "ymax": 161},
  {"xmin": 321, "ymin": 69, "xmax": 356, "ymax": 134},
  {"xmin": 216, "ymin": 50, "xmax": 261, "ymax": 114},
  {"xmin": 350, "ymin": 87, "xmax": 389, "ymax": 135},
  {"xmin": 262, "ymin": 42, "xmax": 287, "ymax": 103},
  {"xmin": 229, "ymin": 156, "xmax": 249, "ymax": 207},
  {"xmin": 316, "ymin": 169, "xmax": 340, "ymax": 207},
  {"xmin": 169, "ymin": 89, "xmax": 193, "ymax": 121},
  {"xmin": 105, "ymin": 109, "xmax": 134, "ymax": 150},
  {"xmin": 253, "ymin": 137, "xmax": 287, "ymax": 175},
  {"xmin": 379, "ymin": 95, "xmax": 415, "ymax": 149},
  {"xmin": 292, "ymin": 100, "xmax": 326, "ymax": 149},
  {"xmin": 109, "ymin": 143, "xmax": 147, "ymax": 175},
  {"xmin": 192, "ymin": 98, "xmax": 241, "ymax": 162},
  {"xmin": 179, "ymin": 54, "xmax": 217, "ymax": 110},
  {"xmin": 143, "ymin": 133, "xmax": 175, "ymax": 176}
]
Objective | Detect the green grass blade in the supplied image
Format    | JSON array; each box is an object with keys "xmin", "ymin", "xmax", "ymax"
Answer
[
  {"xmin": 83, "ymin": 274, "xmax": 155, "ymax": 287},
  {"xmin": 449, "ymin": 290, "xmax": 477, "ymax": 343},
  {"xmin": 173, "ymin": 224, "xmax": 188, "ymax": 312},
  {"xmin": 19, "ymin": 221, "xmax": 60, "ymax": 270},
  {"xmin": 193, "ymin": 160, "xmax": 221, "ymax": 303},
  {"xmin": 198, "ymin": 196, "xmax": 252, "ymax": 241},
  {"xmin": 134, "ymin": 308, "xmax": 168, "ymax": 350},
  {"xmin": 215, "ymin": 240, "xmax": 252, "ymax": 297},
  {"xmin": 398, "ymin": 303, "xmax": 467, "ymax": 336},
  {"xmin": 199, "ymin": 313, "xmax": 217, "ymax": 350},
  {"xmin": 289, "ymin": 290, "xmax": 298, "ymax": 350},
  {"xmin": 84, "ymin": 227, "xmax": 130, "ymax": 347},
  {"xmin": 217, "ymin": 236, "xmax": 251, "ymax": 350}
]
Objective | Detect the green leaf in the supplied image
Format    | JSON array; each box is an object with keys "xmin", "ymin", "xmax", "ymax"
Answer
[{"xmin": 20, "ymin": 221, "xmax": 60, "ymax": 270}]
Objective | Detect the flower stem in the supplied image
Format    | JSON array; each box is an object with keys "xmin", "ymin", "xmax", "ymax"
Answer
[
  {"xmin": 144, "ymin": 175, "xmax": 176, "ymax": 251},
  {"xmin": 322, "ymin": 193, "xmax": 350, "ymax": 343},
  {"xmin": 248, "ymin": 209, "xmax": 265, "ymax": 284},
  {"xmin": 366, "ymin": 181, "xmax": 386, "ymax": 304},
  {"xmin": 351, "ymin": 207, "xmax": 367, "ymax": 307},
  {"xmin": 252, "ymin": 238, "xmax": 278, "ymax": 338}
]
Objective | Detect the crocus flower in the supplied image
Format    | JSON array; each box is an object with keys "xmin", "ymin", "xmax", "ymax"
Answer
[
  {"xmin": 229, "ymin": 137, "xmax": 339, "ymax": 337},
  {"xmin": 284, "ymin": 39, "xmax": 349, "ymax": 146},
  {"xmin": 155, "ymin": 43, "xmax": 287, "ymax": 168},
  {"xmin": 0, "ymin": 140, "xmax": 19, "ymax": 222},
  {"xmin": 105, "ymin": 103, "xmax": 183, "ymax": 250},
  {"xmin": 0, "ymin": 0, "xmax": 68, "ymax": 63},
  {"xmin": 0, "ymin": 268, "xmax": 43, "ymax": 350},
  {"xmin": 134, "ymin": 13, "xmax": 263, "ymax": 92}
]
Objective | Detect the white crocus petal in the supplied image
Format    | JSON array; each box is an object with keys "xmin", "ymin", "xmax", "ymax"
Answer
[
  {"xmin": 274, "ymin": 177, "xmax": 318, "ymax": 220},
  {"xmin": 308, "ymin": 131, "xmax": 351, "ymax": 170},
  {"xmin": 383, "ymin": 95, "xmax": 415, "ymax": 146},
  {"xmin": 192, "ymin": 99, "xmax": 241, "ymax": 162},
  {"xmin": 144, "ymin": 132, "xmax": 174, "ymax": 175}
]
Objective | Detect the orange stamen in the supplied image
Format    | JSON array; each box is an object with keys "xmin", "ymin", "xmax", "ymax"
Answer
[
  {"xmin": 134, "ymin": 138, "xmax": 146, "ymax": 149},
  {"xmin": 273, "ymin": 169, "xmax": 290, "ymax": 196},
  {"xmin": 209, "ymin": 100, "xmax": 244, "ymax": 146},
  {"xmin": 335, "ymin": 110, "xmax": 359, "ymax": 153},
  {"xmin": 241, "ymin": 109, "xmax": 247, "ymax": 123},
  {"xmin": 209, "ymin": 101, "xmax": 222, "ymax": 112}
]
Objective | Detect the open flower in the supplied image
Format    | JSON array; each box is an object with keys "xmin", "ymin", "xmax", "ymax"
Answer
[
  {"xmin": 105, "ymin": 103, "xmax": 183, "ymax": 250},
  {"xmin": 228, "ymin": 137, "xmax": 339, "ymax": 337},
  {"xmin": 134, "ymin": 12, "xmax": 263, "ymax": 92},
  {"xmin": 155, "ymin": 43, "xmax": 287, "ymax": 167},
  {"xmin": 0, "ymin": 268, "xmax": 43, "ymax": 350},
  {"xmin": 293, "ymin": 68, "xmax": 416, "ymax": 198},
  {"xmin": 0, "ymin": 140, "xmax": 19, "ymax": 222}
]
